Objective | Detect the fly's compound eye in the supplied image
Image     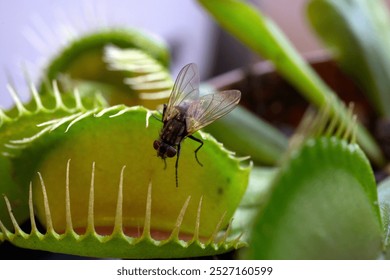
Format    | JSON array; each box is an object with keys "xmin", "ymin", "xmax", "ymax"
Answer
[
  {"xmin": 153, "ymin": 140, "xmax": 160, "ymax": 150},
  {"xmin": 166, "ymin": 146, "xmax": 177, "ymax": 158}
]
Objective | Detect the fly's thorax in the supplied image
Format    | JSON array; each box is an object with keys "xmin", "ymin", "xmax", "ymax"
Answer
[
  {"xmin": 164, "ymin": 104, "xmax": 188, "ymax": 121},
  {"xmin": 161, "ymin": 114, "xmax": 188, "ymax": 146}
]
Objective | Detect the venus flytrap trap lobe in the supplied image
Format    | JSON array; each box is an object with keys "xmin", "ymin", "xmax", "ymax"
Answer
[
  {"xmin": 0, "ymin": 105, "xmax": 250, "ymax": 258},
  {"xmin": 246, "ymin": 102, "xmax": 383, "ymax": 259},
  {"xmin": 40, "ymin": 29, "xmax": 171, "ymax": 109}
]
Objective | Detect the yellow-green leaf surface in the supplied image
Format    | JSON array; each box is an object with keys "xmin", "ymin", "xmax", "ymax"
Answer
[{"xmin": 0, "ymin": 106, "xmax": 250, "ymax": 258}]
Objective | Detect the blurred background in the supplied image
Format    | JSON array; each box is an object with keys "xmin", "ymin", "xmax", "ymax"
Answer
[
  {"xmin": 0, "ymin": 0, "xmax": 389, "ymax": 108},
  {"xmin": 0, "ymin": 0, "xmax": 317, "ymax": 108}
]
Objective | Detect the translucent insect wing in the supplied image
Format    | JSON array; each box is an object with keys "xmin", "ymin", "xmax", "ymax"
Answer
[
  {"xmin": 164, "ymin": 63, "xmax": 200, "ymax": 121},
  {"xmin": 186, "ymin": 90, "xmax": 241, "ymax": 133}
]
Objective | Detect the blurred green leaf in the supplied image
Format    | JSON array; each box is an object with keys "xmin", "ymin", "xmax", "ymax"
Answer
[
  {"xmin": 307, "ymin": 0, "xmax": 390, "ymax": 117},
  {"xmin": 231, "ymin": 166, "xmax": 277, "ymax": 241},
  {"xmin": 245, "ymin": 137, "xmax": 383, "ymax": 259},
  {"xmin": 197, "ymin": 0, "xmax": 384, "ymax": 166}
]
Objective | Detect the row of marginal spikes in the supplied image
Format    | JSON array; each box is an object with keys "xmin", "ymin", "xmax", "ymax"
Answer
[
  {"xmin": 0, "ymin": 81, "xmax": 107, "ymax": 158},
  {"xmin": 286, "ymin": 98, "xmax": 358, "ymax": 157},
  {"xmin": 2, "ymin": 105, "xmax": 154, "ymax": 159},
  {"xmin": 3, "ymin": 100, "xmax": 249, "ymax": 164},
  {"xmin": 0, "ymin": 159, "xmax": 244, "ymax": 249},
  {"xmin": 0, "ymin": 82, "xmax": 98, "ymax": 124}
]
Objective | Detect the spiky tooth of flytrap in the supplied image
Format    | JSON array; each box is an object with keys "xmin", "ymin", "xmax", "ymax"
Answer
[{"xmin": 0, "ymin": 160, "xmax": 245, "ymax": 259}]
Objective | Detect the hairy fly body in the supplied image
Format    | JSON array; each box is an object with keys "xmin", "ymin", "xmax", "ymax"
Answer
[{"xmin": 153, "ymin": 63, "xmax": 241, "ymax": 188}]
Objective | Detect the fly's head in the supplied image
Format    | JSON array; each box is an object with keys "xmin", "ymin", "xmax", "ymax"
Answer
[{"xmin": 153, "ymin": 140, "xmax": 177, "ymax": 159}]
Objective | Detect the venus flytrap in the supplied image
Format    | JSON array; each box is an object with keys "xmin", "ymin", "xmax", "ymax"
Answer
[
  {"xmin": 0, "ymin": 106, "xmax": 250, "ymax": 258},
  {"xmin": 0, "ymin": 28, "xmax": 254, "ymax": 257}
]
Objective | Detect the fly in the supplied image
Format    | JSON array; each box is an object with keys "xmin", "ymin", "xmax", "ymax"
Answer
[{"xmin": 153, "ymin": 63, "xmax": 241, "ymax": 188}]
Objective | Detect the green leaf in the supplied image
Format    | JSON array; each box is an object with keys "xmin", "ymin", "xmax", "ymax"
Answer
[
  {"xmin": 197, "ymin": 0, "xmax": 384, "ymax": 166},
  {"xmin": 245, "ymin": 137, "xmax": 383, "ymax": 259},
  {"xmin": 307, "ymin": 0, "xmax": 390, "ymax": 117}
]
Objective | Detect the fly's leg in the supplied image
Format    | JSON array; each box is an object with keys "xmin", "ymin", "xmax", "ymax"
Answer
[
  {"xmin": 162, "ymin": 104, "xmax": 167, "ymax": 117},
  {"xmin": 175, "ymin": 143, "xmax": 181, "ymax": 188},
  {"xmin": 163, "ymin": 158, "xmax": 167, "ymax": 170},
  {"xmin": 188, "ymin": 135, "xmax": 204, "ymax": 167},
  {"xmin": 152, "ymin": 103, "xmax": 167, "ymax": 122}
]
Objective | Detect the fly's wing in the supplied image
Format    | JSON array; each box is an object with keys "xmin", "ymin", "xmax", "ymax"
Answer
[
  {"xmin": 164, "ymin": 63, "xmax": 200, "ymax": 121},
  {"xmin": 186, "ymin": 90, "xmax": 241, "ymax": 134}
]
